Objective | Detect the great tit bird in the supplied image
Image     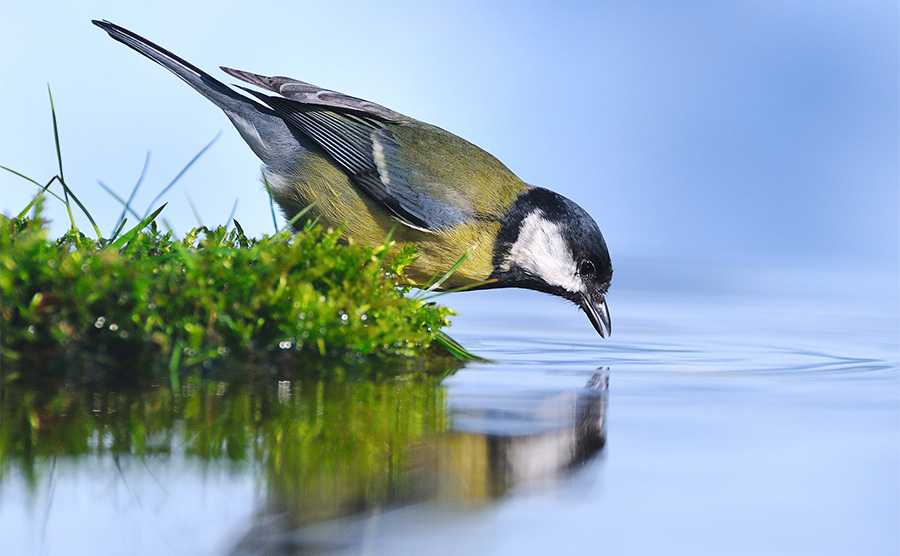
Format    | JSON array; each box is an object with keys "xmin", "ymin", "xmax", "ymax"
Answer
[{"xmin": 93, "ymin": 20, "xmax": 613, "ymax": 336}]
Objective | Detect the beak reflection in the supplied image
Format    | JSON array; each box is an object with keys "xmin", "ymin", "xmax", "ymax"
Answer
[{"xmin": 581, "ymin": 292, "xmax": 612, "ymax": 337}]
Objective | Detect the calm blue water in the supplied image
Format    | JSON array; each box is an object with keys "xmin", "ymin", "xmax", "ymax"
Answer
[{"xmin": 1, "ymin": 262, "xmax": 897, "ymax": 555}]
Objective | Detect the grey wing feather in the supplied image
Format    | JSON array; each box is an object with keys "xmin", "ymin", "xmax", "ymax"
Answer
[
  {"xmin": 221, "ymin": 67, "xmax": 407, "ymax": 122},
  {"xmin": 236, "ymin": 84, "xmax": 470, "ymax": 232}
]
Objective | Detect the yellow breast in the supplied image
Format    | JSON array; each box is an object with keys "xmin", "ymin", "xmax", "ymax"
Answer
[{"xmin": 266, "ymin": 155, "xmax": 498, "ymax": 289}]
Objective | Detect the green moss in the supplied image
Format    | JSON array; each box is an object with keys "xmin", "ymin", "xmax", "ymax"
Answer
[
  {"xmin": 0, "ymin": 201, "xmax": 463, "ymax": 369},
  {"xmin": 0, "ymin": 89, "xmax": 478, "ymax": 376}
]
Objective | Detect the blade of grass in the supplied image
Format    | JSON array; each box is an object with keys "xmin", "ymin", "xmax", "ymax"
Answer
[
  {"xmin": 262, "ymin": 173, "xmax": 279, "ymax": 232},
  {"xmin": 232, "ymin": 218, "xmax": 246, "ymax": 238},
  {"xmin": 46, "ymin": 85, "xmax": 77, "ymax": 233},
  {"xmin": 113, "ymin": 151, "xmax": 150, "ymax": 235},
  {"xmin": 47, "ymin": 86, "xmax": 102, "ymax": 239},
  {"xmin": 185, "ymin": 194, "xmax": 204, "ymax": 227},
  {"xmin": 112, "ymin": 203, "xmax": 167, "ymax": 249},
  {"xmin": 435, "ymin": 331, "xmax": 485, "ymax": 362},
  {"xmin": 225, "ymin": 197, "xmax": 239, "ymax": 231},
  {"xmin": 47, "ymin": 85, "xmax": 65, "ymax": 184},
  {"xmin": 416, "ymin": 253, "xmax": 468, "ymax": 299},
  {"xmin": 97, "ymin": 180, "xmax": 142, "ymax": 221},
  {"xmin": 383, "ymin": 224, "xmax": 397, "ymax": 246},
  {"xmin": 59, "ymin": 187, "xmax": 76, "ymax": 231},
  {"xmin": 286, "ymin": 202, "xmax": 316, "ymax": 229},
  {"xmin": 108, "ymin": 217, "xmax": 128, "ymax": 242},
  {"xmin": 57, "ymin": 179, "xmax": 103, "ymax": 239},
  {"xmin": 422, "ymin": 278, "xmax": 498, "ymax": 300},
  {"xmin": 144, "ymin": 132, "xmax": 221, "ymax": 217},
  {"xmin": 15, "ymin": 176, "xmax": 60, "ymax": 219},
  {"xmin": 0, "ymin": 166, "xmax": 66, "ymax": 204}
]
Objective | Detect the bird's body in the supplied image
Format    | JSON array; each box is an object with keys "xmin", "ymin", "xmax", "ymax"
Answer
[
  {"xmin": 270, "ymin": 158, "xmax": 503, "ymax": 287},
  {"xmin": 94, "ymin": 20, "xmax": 614, "ymax": 335},
  {"xmin": 261, "ymin": 120, "xmax": 521, "ymax": 287}
]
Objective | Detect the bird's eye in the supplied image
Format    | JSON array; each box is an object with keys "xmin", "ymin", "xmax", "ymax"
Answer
[{"xmin": 578, "ymin": 259, "xmax": 595, "ymax": 276}]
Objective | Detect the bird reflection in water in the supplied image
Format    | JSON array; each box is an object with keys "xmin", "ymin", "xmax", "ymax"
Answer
[
  {"xmin": 422, "ymin": 371, "xmax": 608, "ymax": 504},
  {"xmin": 234, "ymin": 370, "xmax": 609, "ymax": 554}
]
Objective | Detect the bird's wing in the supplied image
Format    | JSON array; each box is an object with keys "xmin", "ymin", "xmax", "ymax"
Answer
[
  {"xmin": 223, "ymin": 68, "xmax": 526, "ymax": 231},
  {"xmin": 221, "ymin": 67, "xmax": 408, "ymax": 122}
]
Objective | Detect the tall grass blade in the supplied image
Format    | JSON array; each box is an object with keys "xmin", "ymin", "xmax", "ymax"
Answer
[
  {"xmin": 286, "ymin": 202, "xmax": 316, "ymax": 229},
  {"xmin": 112, "ymin": 203, "xmax": 167, "ymax": 249},
  {"xmin": 59, "ymin": 186, "xmax": 76, "ymax": 231},
  {"xmin": 47, "ymin": 85, "xmax": 65, "ymax": 183},
  {"xmin": 58, "ymin": 180, "xmax": 103, "ymax": 239},
  {"xmin": 47, "ymin": 86, "xmax": 102, "ymax": 238},
  {"xmin": 225, "ymin": 197, "xmax": 239, "ymax": 231},
  {"xmin": 113, "ymin": 151, "xmax": 150, "ymax": 235},
  {"xmin": 15, "ymin": 176, "xmax": 59, "ymax": 219},
  {"xmin": 422, "ymin": 278, "xmax": 498, "ymax": 300},
  {"xmin": 109, "ymin": 217, "xmax": 128, "ymax": 242},
  {"xmin": 46, "ymin": 85, "xmax": 77, "ymax": 233},
  {"xmin": 382, "ymin": 224, "xmax": 399, "ymax": 247},
  {"xmin": 417, "ymin": 253, "xmax": 468, "ymax": 299},
  {"xmin": 97, "ymin": 180, "xmax": 142, "ymax": 221},
  {"xmin": 144, "ymin": 132, "xmax": 221, "ymax": 217},
  {"xmin": 0, "ymin": 166, "xmax": 66, "ymax": 203},
  {"xmin": 262, "ymin": 172, "xmax": 279, "ymax": 232},
  {"xmin": 185, "ymin": 194, "xmax": 204, "ymax": 227}
]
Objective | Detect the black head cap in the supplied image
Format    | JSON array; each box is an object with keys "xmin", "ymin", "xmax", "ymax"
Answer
[{"xmin": 491, "ymin": 187, "xmax": 613, "ymax": 336}]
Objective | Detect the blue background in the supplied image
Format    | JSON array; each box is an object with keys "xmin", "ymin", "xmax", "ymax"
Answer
[{"xmin": 1, "ymin": 1, "xmax": 897, "ymax": 275}]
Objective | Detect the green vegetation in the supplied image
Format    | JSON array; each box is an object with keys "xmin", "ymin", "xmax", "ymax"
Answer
[
  {"xmin": 0, "ymin": 90, "xmax": 476, "ymax": 373},
  {"xmin": 0, "ymin": 206, "xmax": 458, "ymax": 367}
]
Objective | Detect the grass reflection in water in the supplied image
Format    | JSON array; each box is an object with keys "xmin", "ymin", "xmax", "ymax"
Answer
[{"xmin": 0, "ymin": 355, "xmax": 608, "ymax": 548}]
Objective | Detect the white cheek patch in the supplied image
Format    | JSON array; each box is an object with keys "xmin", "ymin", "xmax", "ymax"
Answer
[{"xmin": 503, "ymin": 211, "xmax": 583, "ymax": 293}]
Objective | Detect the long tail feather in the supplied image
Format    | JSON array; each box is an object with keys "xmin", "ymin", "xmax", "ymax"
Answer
[{"xmin": 93, "ymin": 20, "xmax": 306, "ymax": 168}]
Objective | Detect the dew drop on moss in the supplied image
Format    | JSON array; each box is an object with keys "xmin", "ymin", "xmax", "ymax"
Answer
[{"xmin": 277, "ymin": 380, "xmax": 291, "ymax": 403}]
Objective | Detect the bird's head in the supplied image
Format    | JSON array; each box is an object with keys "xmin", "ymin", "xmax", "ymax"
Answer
[{"xmin": 492, "ymin": 188, "xmax": 613, "ymax": 337}]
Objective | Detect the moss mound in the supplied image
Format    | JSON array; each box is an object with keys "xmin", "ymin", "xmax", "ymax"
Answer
[{"xmin": 0, "ymin": 205, "xmax": 464, "ymax": 369}]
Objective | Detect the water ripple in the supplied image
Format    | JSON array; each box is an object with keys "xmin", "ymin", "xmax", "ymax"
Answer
[{"xmin": 458, "ymin": 333, "xmax": 899, "ymax": 380}]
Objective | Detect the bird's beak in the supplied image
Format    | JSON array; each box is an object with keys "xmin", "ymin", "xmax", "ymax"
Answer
[{"xmin": 580, "ymin": 292, "xmax": 612, "ymax": 338}]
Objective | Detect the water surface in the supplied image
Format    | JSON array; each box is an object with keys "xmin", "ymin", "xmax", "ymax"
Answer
[{"xmin": 2, "ymin": 263, "xmax": 897, "ymax": 555}]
